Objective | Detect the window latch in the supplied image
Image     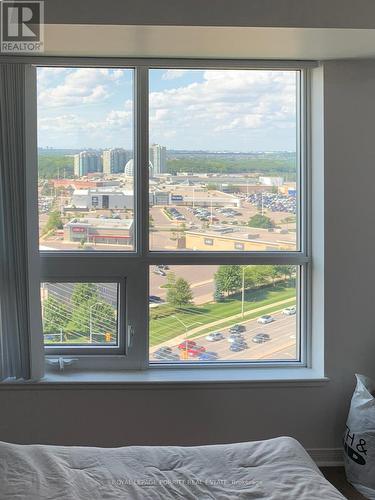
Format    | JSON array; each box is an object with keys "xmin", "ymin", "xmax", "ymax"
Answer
[
  {"xmin": 127, "ymin": 324, "xmax": 135, "ymax": 350},
  {"xmin": 46, "ymin": 357, "xmax": 78, "ymax": 372}
]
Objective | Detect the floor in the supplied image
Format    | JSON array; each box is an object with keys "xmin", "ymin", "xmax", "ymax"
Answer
[{"xmin": 321, "ymin": 467, "xmax": 367, "ymax": 499}]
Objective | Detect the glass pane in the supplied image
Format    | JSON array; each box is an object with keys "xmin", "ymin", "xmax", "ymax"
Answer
[
  {"xmin": 42, "ymin": 282, "xmax": 119, "ymax": 346},
  {"xmin": 149, "ymin": 69, "xmax": 298, "ymax": 252},
  {"xmin": 149, "ymin": 265, "xmax": 298, "ymax": 362},
  {"xmin": 37, "ymin": 67, "xmax": 134, "ymax": 251}
]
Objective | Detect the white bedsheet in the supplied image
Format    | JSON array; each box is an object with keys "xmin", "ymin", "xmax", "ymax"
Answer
[{"xmin": 0, "ymin": 436, "xmax": 345, "ymax": 499}]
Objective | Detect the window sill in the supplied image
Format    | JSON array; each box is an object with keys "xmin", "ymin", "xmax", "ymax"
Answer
[{"xmin": 0, "ymin": 367, "xmax": 329, "ymax": 389}]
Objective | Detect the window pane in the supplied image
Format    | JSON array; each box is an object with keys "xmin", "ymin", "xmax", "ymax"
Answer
[
  {"xmin": 37, "ymin": 67, "xmax": 134, "ymax": 251},
  {"xmin": 149, "ymin": 69, "xmax": 298, "ymax": 252},
  {"xmin": 41, "ymin": 282, "xmax": 119, "ymax": 346},
  {"xmin": 149, "ymin": 265, "xmax": 299, "ymax": 362}
]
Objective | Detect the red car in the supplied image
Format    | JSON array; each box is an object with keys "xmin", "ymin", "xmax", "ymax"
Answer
[
  {"xmin": 178, "ymin": 340, "xmax": 196, "ymax": 350},
  {"xmin": 187, "ymin": 346, "xmax": 206, "ymax": 357}
]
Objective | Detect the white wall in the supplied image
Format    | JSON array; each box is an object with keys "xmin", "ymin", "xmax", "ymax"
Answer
[{"xmin": 1, "ymin": 59, "xmax": 375, "ymax": 450}]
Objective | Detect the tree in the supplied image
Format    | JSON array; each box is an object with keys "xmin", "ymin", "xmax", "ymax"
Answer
[
  {"xmin": 71, "ymin": 283, "xmax": 98, "ymax": 308},
  {"xmin": 43, "ymin": 295, "xmax": 71, "ymax": 334},
  {"xmin": 89, "ymin": 301, "xmax": 117, "ymax": 341},
  {"xmin": 42, "ymin": 210, "xmax": 63, "ymax": 235},
  {"xmin": 38, "ymin": 155, "xmax": 74, "ymax": 180},
  {"xmin": 214, "ymin": 265, "xmax": 242, "ymax": 296},
  {"xmin": 278, "ymin": 265, "xmax": 295, "ymax": 283},
  {"xmin": 248, "ymin": 213, "xmax": 275, "ymax": 229},
  {"xmin": 166, "ymin": 277, "xmax": 193, "ymax": 308}
]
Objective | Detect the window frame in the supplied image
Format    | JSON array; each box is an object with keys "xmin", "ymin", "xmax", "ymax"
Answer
[{"xmin": 26, "ymin": 57, "xmax": 314, "ymax": 372}]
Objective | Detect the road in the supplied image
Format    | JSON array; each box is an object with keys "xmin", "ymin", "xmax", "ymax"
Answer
[
  {"xmin": 150, "ymin": 310, "xmax": 297, "ymax": 362},
  {"xmin": 150, "ymin": 265, "xmax": 217, "ymax": 304}
]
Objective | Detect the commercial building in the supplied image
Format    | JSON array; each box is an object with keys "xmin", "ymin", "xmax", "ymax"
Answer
[
  {"xmin": 149, "ymin": 186, "xmax": 241, "ymax": 207},
  {"xmin": 259, "ymin": 176, "xmax": 284, "ymax": 187},
  {"xmin": 149, "ymin": 144, "xmax": 167, "ymax": 174},
  {"xmin": 64, "ymin": 218, "xmax": 134, "ymax": 246},
  {"xmin": 102, "ymin": 148, "xmax": 130, "ymax": 174},
  {"xmin": 124, "ymin": 159, "xmax": 154, "ymax": 177},
  {"xmin": 73, "ymin": 151, "xmax": 102, "ymax": 176},
  {"xmin": 185, "ymin": 226, "xmax": 295, "ymax": 252},
  {"xmin": 51, "ymin": 179, "xmax": 120, "ymax": 190},
  {"xmin": 70, "ymin": 188, "xmax": 134, "ymax": 210}
]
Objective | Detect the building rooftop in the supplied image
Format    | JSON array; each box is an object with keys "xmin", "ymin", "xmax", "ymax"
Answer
[{"xmin": 65, "ymin": 217, "xmax": 134, "ymax": 229}]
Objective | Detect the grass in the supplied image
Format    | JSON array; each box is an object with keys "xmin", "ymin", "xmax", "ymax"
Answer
[{"xmin": 149, "ymin": 282, "xmax": 296, "ymax": 347}]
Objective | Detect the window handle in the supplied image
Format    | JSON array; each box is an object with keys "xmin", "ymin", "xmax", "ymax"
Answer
[
  {"xmin": 127, "ymin": 324, "xmax": 135, "ymax": 350},
  {"xmin": 46, "ymin": 357, "xmax": 78, "ymax": 371}
]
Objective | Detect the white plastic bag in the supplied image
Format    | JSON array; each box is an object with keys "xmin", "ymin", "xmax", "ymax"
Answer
[{"xmin": 344, "ymin": 374, "xmax": 375, "ymax": 499}]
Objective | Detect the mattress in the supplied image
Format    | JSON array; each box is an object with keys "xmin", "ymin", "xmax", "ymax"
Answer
[{"xmin": 0, "ymin": 436, "xmax": 345, "ymax": 499}]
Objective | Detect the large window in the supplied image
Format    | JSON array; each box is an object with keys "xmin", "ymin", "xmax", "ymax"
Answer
[{"xmin": 37, "ymin": 61, "xmax": 310, "ymax": 370}]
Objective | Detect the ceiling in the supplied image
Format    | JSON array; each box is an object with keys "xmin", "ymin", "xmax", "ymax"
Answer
[{"xmin": 43, "ymin": 25, "xmax": 375, "ymax": 60}]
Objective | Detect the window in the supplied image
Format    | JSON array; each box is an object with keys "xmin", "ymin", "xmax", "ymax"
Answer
[
  {"xmin": 41, "ymin": 281, "xmax": 124, "ymax": 353},
  {"xmin": 36, "ymin": 61, "xmax": 310, "ymax": 372}
]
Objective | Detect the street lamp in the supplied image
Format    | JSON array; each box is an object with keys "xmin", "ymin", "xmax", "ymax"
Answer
[
  {"xmin": 89, "ymin": 302, "xmax": 102, "ymax": 344},
  {"xmin": 171, "ymin": 315, "xmax": 202, "ymax": 359},
  {"xmin": 241, "ymin": 265, "xmax": 253, "ymax": 319}
]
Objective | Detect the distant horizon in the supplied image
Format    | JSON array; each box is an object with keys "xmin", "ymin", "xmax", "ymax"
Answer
[{"xmin": 38, "ymin": 147, "xmax": 296, "ymax": 154}]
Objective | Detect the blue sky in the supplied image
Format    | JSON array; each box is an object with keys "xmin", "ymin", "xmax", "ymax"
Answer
[{"xmin": 37, "ymin": 67, "xmax": 297, "ymax": 151}]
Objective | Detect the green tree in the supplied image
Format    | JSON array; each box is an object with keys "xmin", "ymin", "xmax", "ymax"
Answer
[
  {"xmin": 38, "ymin": 155, "xmax": 74, "ymax": 179},
  {"xmin": 166, "ymin": 277, "xmax": 193, "ymax": 308},
  {"xmin": 248, "ymin": 213, "xmax": 275, "ymax": 229},
  {"xmin": 277, "ymin": 265, "xmax": 296, "ymax": 283},
  {"xmin": 214, "ymin": 265, "xmax": 242, "ymax": 296},
  {"xmin": 71, "ymin": 283, "xmax": 98, "ymax": 308},
  {"xmin": 42, "ymin": 210, "xmax": 63, "ymax": 235},
  {"xmin": 89, "ymin": 301, "xmax": 117, "ymax": 340},
  {"xmin": 43, "ymin": 295, "xmax": 71, "ymax": 333}
]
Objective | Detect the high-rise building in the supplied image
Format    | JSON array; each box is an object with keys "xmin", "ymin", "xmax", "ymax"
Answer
[
  {"xmin": 73, "ymin": 151, "xmax": 102, "ymax": 177},
  {"xmin": 102, "ymin": 148, "xmax": 130, "ymax": 174},
  {"xmin": 149, "ymin": 144, "xmax": 167, "ymax": 174}
]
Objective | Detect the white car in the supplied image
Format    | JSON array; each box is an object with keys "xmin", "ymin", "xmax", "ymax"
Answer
[
  {"xmin": 257, "ymin": 315, "xmax": 274, "ymax": 324},
  {"xmin": 227, "ymin": 333, "xmax": 244, "ymax": 343},
  {"xmin": 283, "ymin": 306, "xmax": 296, "ymax": 316},
  {"xmin": 206, "ymin": 332, "xmax": 225, "ymax": 342}
]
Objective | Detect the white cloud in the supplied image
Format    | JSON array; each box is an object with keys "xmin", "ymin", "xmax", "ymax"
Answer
[
  {"xmin": 149, "ymin": 70, "xmax": 297, "ymax": 149},
  {"xmin": 38, "ymin": 68, "xmax": 297, "ymax": 150},
  {"xmin": 37, "ymin": 68, "xmax": 125, "ymax": 108},
  {"xmin": 162, "ymin": 69, "xmax": 190, "ymax": 80}
]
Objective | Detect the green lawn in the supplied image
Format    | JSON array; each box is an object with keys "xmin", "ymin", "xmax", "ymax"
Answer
[{"xmin": 150, "ymin": 282, "xmax": 296, "ymax": 347}]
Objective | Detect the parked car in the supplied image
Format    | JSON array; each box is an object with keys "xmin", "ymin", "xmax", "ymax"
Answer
[
  {"xmin": 227, "ymin": 333, "xmax": 245, "ymax": 343},
  {"xmin": 283, "ymin": 306, "xmax": 296, "ymax": 316},
  {"xmin": 198, "ymin": 351, "xmax": 218, "ymax": 361},
  {"xmin": 257, "ymin": 315, "xmax": 274, "ymax": 324},
  {"xmin": 187, "ymin": 346, "xmax": 206, "ymax": 357},
  {"xmin": 230, "ymin": 341, "xmax": 248, "ymax": 352},
  {"xmin": 206, "ymin": 332, "xmax": 225, "ymax": 342},
  {"xmin": 178, "ymin": 340, "xmax": 197, "ymax": 350},
  {"xmin": 252, "ymin": 333, "xmax": 271, "ymax": 344},
  {"xmin": 149, "ymin": 295, "xmax": 162, "ymax": 303},
  {"xmin": 229, "ymin": 324, "xmax": 246, "ymax": 333},
  {"xmin": 153, "ymin": 268, "xmax": 166, "ymax": 276},
  {"xmin": 154, "ymin": 347, "xmax": 179, "ymax": 360}
]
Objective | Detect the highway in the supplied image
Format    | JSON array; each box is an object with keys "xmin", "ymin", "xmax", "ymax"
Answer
[{"xmin": 150, "ymin": 311, "xmax": 297, "ymax": 362}]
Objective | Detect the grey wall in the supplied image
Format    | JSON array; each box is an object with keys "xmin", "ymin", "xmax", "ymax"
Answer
[
  {"xmin": 1, "ymin": 59, "xmax": 375, "ymax": 450},
  {"xmin": 43, "ymin": 0, "xmax": 375, "ymax": 29}
]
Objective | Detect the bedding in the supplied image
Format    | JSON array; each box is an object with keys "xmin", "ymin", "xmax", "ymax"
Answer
[{"xmin": 0, "ymin": 436, "xmax": 345, "ymax": 499}]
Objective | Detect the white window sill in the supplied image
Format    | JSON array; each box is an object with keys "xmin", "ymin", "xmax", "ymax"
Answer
[{"xmin": 0, "ymin": 367, "xmax": 329, "ymax": 389}]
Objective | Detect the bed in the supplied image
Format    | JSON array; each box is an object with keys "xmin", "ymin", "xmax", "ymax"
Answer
[{"xmin": 0, "ymin": 436, "xmax": 345, "ymax": 499}]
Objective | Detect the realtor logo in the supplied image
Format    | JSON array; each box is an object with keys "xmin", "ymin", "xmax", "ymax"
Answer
[{"xmin": 1, "ymin": 1, "xmax": 44, "ymax": 53}]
